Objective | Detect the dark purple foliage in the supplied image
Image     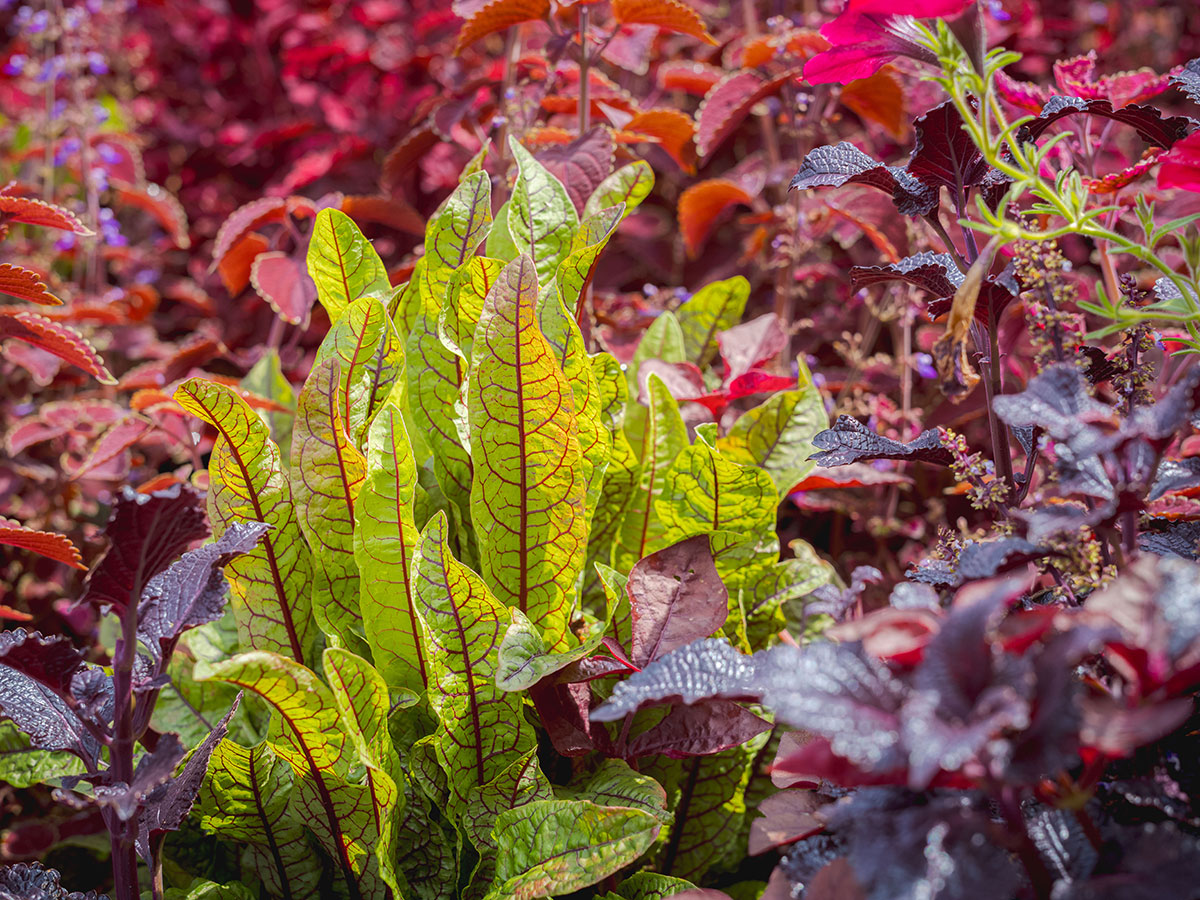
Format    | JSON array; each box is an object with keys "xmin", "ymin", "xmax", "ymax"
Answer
[{"xmin": 810, "ymin": 416, "xmax": 954, "ymax": 468}]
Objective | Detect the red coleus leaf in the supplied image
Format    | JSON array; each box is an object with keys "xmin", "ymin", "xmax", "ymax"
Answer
[
  {"xmin": 0, "ymin": 310, "xmax": 115, "ymax": 383},
  {"xmin": 66, "ymin": 415, "xmax": 154, "ymax": 481},
  {"xmin": 678, "ymin": 179, "xmax": 753, "ymax": 257},
  {"xmin": 211, "ymin": 197, "xmax": 288, "ymax": 271},
  {"xmin": 341, "ymin": 194, "xmax": 425, "ymax": 235},
  {"xmin": 1019, "ymin": 96, "xmax": 1195, "ymax": 151},
  {"xmin": 0, "ymin": 192, "xmax": 92, "ymax": 234},
  {"xmin": 454, "ymin": 0, "xmax": 550, "ymax": 54},
  {"xmin": 610, "ymin": 0, "xmax": 717, "ymax": 45},
  {"xmin": 695, "ymin": 67, "xmax": 803, "ymax": 160},
  {"xmin": 1053, "ymin": 50, "xmax": 1181, "ymax": 108},
  {"xmin": 789, "ymin": 463, "xmax": 911, "ymax": 492},
  {"xmin": 250, "ymin": 250, "xmax": 317, "ymax": 327},
  {"xmin": 1158, "ymin": 130, "xmax": 1200, "ymax": 192},
  {"xmin": 0, "ymin": 264, "xmax": 62, "ymax": 306},
  {"xmin": 111, "ymin": 181, "xmax": 190, "ymax": 248},
  {"xmin": 216, "ymin": 232, "xmax": 270, "ymax": 297},
  {"xmin": 657, "ymin": 60, "xmax": 724, "ymax": 95},
  {"xmin": 117, "ymin": 332, "xmax": 222, "ymax": 391},
  {"xmin": 625, "ymin": 108, "xmax": 697, "ymax": 173},
  {"xmin": 839, "ymin": 66, "xmax": 909, "ymax": 140},
  {"xmin": 802, "ymin": 10, "xmax": 938, "ymax": 86},
  {"xmin": 0, "ymin": 519, "xmax": 86, "ymax": 570},
  {"xmin": 533, "ymin": 126, "xmax": 615, "ymax": 213}
]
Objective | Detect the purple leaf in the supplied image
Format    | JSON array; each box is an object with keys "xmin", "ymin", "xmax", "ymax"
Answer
[
  {"xmin": 789, "ymin": 142, "xmax": 937, "ymax": 216},
  {"xmin": 1172, "ymin": 57, "xmax": 1200, "ymax": 105},
  {"xmin": 906, "ymin": 99, "xmax": 993, "ymax": 197},
  {"xmin": 627, "ymin": 699, "xmax": 771, "ymax": 759},
  {"xmin": 93, "ymin": 733, "xmax": 187, "ymax": 821},
  {"xmin": 628, "ymin": 535, "xmax": 728, "ymax": 668},
  {"xmin": 0, "ymin": 862, "xmax": 104, "ymax": 900},
  {"xmin": 137, "ymin": 521, "xmax": 269, "ymax": 663},
  {"xmin": 1140, "ymin": 521, "xmax": 1200, "ymax": 559},
  {"xmin": 534, "ymin": 127, "xmax": 615, "ymax": 214},
  {"xmin": 850, "ymin": 251, "xmax": 959, "ymax": 298},
  {"xmin": 0, "ymin": 629, "xmax": 84, "ymax": 694},
  {"xmin": 747, "ymin": 789, "xmax": 827, "ymax": 855},
  {"xmin": 810, "ymin": 416, "xmax": 953, "ymax": 468},
  {"xmin": 808, "ymin": 566, "xmax": 882, "ymax": 621},
  {"xmin": 81, "ymin": 485, "xmax": 209, "ymax": 614},
  {"xmin": 136, "ymin": 695, "xmax": 241, "ymax": 859},
  {"xmin": 992, "ymin": 363, "xmax": 1113, "ymax": 441},
  {"xmin": 1018, "ymin": 95, "xmax": 1196, "ymax": 149},
  {"xmin": 907, "ymin": 537, "xmax": 1054, "ymax": 589},
  {"xmin": 1148, "ymin": 458, "xmax": 1200, "ymax": 501},
  {"xmin": 529, "ymin": 680, "xmax": 598, "ymax": 758},
  {"xmin": 716, "ymin": 313, "xmax": 788, "ymax": 382},
  {"xmin": 1050, "ymin": 823, "xmax": 1200, "ymax": 900}
]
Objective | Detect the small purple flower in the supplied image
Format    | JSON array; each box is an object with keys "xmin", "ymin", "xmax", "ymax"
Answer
[
  {"xmin": 90, "ymin": 167, "xmax": 108, "ymax": 191},
  {"xmin": 4, "ymin": 53, "xmax": 25, "ymax": 75},
  {"xmin": 86, "ymin": 0, "xmax": 103, "ymax": 12},
  {"xmin": 96, "ymin": 142, "xmax": 120, "ymax": 164},
  {"xmin": 51, "ymin": 99, "xmax": 66, "ymax": 118},
  {"xmin": 86, "ymin": 52, "xmax": 108, "ymax": 76},
  {"xmin": 53, "ymin": 137, "xmax": 81, "ymax": 166},
  {"xmin": 94, "ymin": 103, "xmax": 110, "ymax": 123},
  {"xmin": 26, "ymin": 8, "xmax": 48, "ymax": 33},
  {"xmin": 55, "ymin": 232, "xmax": 76, "ymax": 251},
  {"xmin": 62, "ymin": 7, "xmax": 83, "ymax": 30},
  {"xmin": 915, "ymin": 352, "xmax": 937, "ymax": 379}
]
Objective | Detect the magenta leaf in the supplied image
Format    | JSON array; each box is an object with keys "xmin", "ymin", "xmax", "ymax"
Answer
[
  {"xmin": 717, "ymin": 313, "xmax": 788, "ymax": 382},
  {"xmin": 628, "ymin": 535, "xmax": 729, "ymax": 668},
  {"xmin": 80, "ymin": 485, "xmax": 209, "ymax": 614},
  {"xmin": 628, "ymin": 699, "xmax": 771, "ymax": 759}
]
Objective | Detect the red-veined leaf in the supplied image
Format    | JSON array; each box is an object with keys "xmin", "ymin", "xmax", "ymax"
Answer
[
  {"xmin": 0, "ymin": 519, "xmax": 85, "ymax": 570},
  {"xmin": 0, "ymin": 310, "xmax": 114, "ymax": 383},
  {"xmin": 611, "ymin": 0, "xmax": 717, "ymax": 45}
]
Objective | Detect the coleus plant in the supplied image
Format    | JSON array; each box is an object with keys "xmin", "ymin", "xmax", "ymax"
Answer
[{"xmin": 18, "ymin": 139, "xmax": 828, "ymax": 899}]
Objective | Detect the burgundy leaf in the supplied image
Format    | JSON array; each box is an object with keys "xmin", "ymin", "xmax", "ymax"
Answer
[
  {"xmin": 747, "ymin": 790, "xmax": 827, "ymax": 855},
  {"xmin": 1018, "ymin": 96, "xmax": 1196, "ymax": 150},
  {"xmin": 1172, "ymin": 57, "xmax": 1200, "ymax": 105},
  {"xmin": 992, "ymin": 363, "xmax": 1114, "ymax": 441},
  {"xmin": 810, "ymin": 416, "xmax": 953, "ymax": 468},
  {"xmin": 534, "ymin": 126, "xmax": 615, "ymax": 213},
  {"xmin": 250, "ymin": 251, "xmax": 318, "ymax": 327},
  {"xmin": 94, "ymin": 733, "xmax": 186, "ymax": 821},
  {"xmin": 906, "ymin": 99, "xmax": 992, "ymax": 197},
  {"xmin": 529, "ymin": 680, "xmax": 596, "ymax": 757},
  {"xmin": 628, "ymin": 535, "xmax": 728, "ymax": 667},
  {"xmin": 789, "ymin": 141, "xmax": 936, "ymax": 216},
  {"xmin": 80, "ymin": 485, "xmax": 209, "ymax": 614},
  {"xmin": 717, "ymin": 313, "xmax": 788, "ymax": 381},
  {"xmin": 696, "ymin": 68, "xmax": 803, "ymax": 160},
  {"xmin": 627, "ymin": 699, "xmax": 771, "ymax": 759}
]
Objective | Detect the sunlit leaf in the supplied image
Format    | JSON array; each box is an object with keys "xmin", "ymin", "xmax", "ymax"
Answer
[
  {"xmin": 508, "ymin": 136, "xmax": 580, "ymax": 285},
  {"xmin": 675, "ymin": 276, "xmax": 749, "ymax": 367},
  {"xmin": 307, "ymin": 208, "xmax": 391, "ymax": 322}
]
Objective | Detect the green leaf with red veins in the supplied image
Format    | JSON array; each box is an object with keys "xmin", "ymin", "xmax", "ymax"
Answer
[
  {"xmin": 626, "ymin": 311, "xmax": 687, "ymax": 403},
  {"xmin": 174, "ymin": 378, "xmax": 315, "ymax": 666},
  {"xmin": 716, "ymin": 360, "xmax": 828, "ymax": 497},
  {"xmin": 461, "ymin": 748, "xmax": 553, "ymax": 900},
  {"xmin": 559, "ymin": 759, "xmax": 672, "ymax": 823},
  {"xmin": 240, "ymin": 349, "xmax": 295, "ymax": 468},
  {"xmin": 485, "ymin": 201, "xmax": 519, "ymax": 262},
  {"xmin": 353, "ymin": 402, "xmax": 427, "ymax": 694},
  {"xmin": 675, "ymin": 276, "xmax": 750, "ymax": 368},
  {"xmin": 197, "ymin": 739, "xmax": 322, "ymax": 900},
  {"xmin": 439, "ymin": 257, "xmax": 505, "ymax": 364},
  {"xmin": 536, "ymin": 280, "xmax": 610, "ymax": 532},
  {"xmin": 290, "ymin": 358, "xmax": 367, "ymax": 649},
  {"xmin": 307, "ymin": 208, "xmax": 391, "ymax": 323},
  {"xmin": 583, "ymin": 354, "xmax": 641, "ymax": 610},
  {"xmin": 406, "ymin": 272, "xmax": 475, "ymax": 544},
  {"xmin": 389, "ymin": 258, "xmax": 424, "ymax": 341},
  {"xmin": 556, "ymin": 204, "xmax": 624, "ymax": 313},
  {"xmin": 583, "ymin": 160, "xmax": 656, "ymax": 222},
  {"xmin": 644, "ymin": 737, "xmax": 765, "ymax": 882},
  {"xmin": 411, "ymin": 513, "xmax": 539, "ymax": 814},
  {"xmin": 424, "ymin": 171, "xmax": 493, "ymax": 299},
  {"xmin": 393, "ymin": 766, "xmax": 458, "ymax": 900},
  {"xmin": 601, "ymin": 871, "xmax": 702, "ymax": 899},
  {"xmin": 468, "ymin": 255, "xmax": 587, "ymax": 648},
  {"xmin": 314, "ymin": 295, "xmax": 405, "ymax": 449},
  {"xmin": 485, "ymin": 799, "xmax": 663, "ymax": 900},
  {"xmin": 656, "ymin": 432, "xmax": 777, "ymax": 546},
  {"xmin": 323, "ymin": 648, "xmax": 407, "ymax": 898},
  {"xmin": 195, "ymin": 651, "xmax": 395, "ymax": 900},
  {"xmin": 508, "ymin": 136, "xmax": 580, "ymax": 284},
  {"xmin": 615, "ymin": 374, "xmax": 687, "ymax": 573}
]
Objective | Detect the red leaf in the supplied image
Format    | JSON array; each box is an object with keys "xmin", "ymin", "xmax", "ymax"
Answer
[
  {"xmin": 0, "ymin": 193, "xmax": 92, "ymax": 234},
  {"xmin": 341, "ymin": 194, "xmax": 425, "ymax": 235},
  {"xmin": 454, "ymin": 0, "xmax": 550, "ymax": 54},
  {"xmin": 117, "ymin": 333, "xmax": 222, "ymax": 391},
  {"xmin": 839, "ymin": 67, "xmax": 909, "ymax": 141},
  {"xmin": 382, "ymin": 128, "xmax": 439, "ymax": 194},
  {"xmin": 68, "ymin": 415, "xmax": 153, "ymax": 481},
  {"xmin": 210, "ymin": 197, "xmax": 287, "ymax": 271},
  {"xmin": 789, "ymin": 463, "xmax": 911, "ymax": 492},
  {"xmin": 696, "ymin": 67, "xmax": 803, "ymax": 159},
  {"xmin": 217, "ymin": 232, "xmax": 270, "ymax": 297},
  {"xmin": 626, "ymin": 108, "xmax": 697, "ymax": 173},
  {"xmin": 657, "ymin": 60, "xmax": 724, "ymax": 95},
  {"xmin": 0, "ymin": 518, "xmax": 86, "ymax": 570},
  {"xmin": 0, "ymin": 310, "xmax": 114, "ymax": 383},
  {"xmin": 0, "ymin": 264, "xmax": 62, "ymax": 306},
  {"xmin": 250, "ymin": 250, "xmax": 317, "ymax": 327},
  {"xmin": 111, "ymin": 181, "xmax": 190, "ymax": 248},
  {"xmin": 611, "ymin": 0, "xmax": 717, "ymax": 45},
  {"xmin": 718, "ymin": 313, "xmax": 788, "ymax": 380},
  {"xmin": 678, "ymin": 178, "xmax": 752, "ymax": 257},
  {"xmin": 533, "ymin": 126, "xmax": 615, "ymax": 213}
]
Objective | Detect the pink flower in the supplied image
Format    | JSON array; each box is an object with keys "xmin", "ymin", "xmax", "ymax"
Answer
[
  {"xmin": 803, "ymin": 0, "xmax": 974, "ymax": 86},
  {"xmin": 1158, "ymin": 131, "xmax": 1200, "ymax": 193}
]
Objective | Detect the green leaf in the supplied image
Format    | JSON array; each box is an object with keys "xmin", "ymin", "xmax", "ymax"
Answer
[
  {"xmin": 556, "ymin": 204, "xmax": 623, "ymax": 313},
  {"xmin": 646, "ymin": 738, "xmax": 764, "ymax": 882},
  {"xmin": 0, "ymin": 721, "xmax": 85, "ymax": 788},
  {"xmin": 676, "ymin": 276, "xmax": 749, "ymax": 367},
  {"xmin": 405, "ymin": 271, "xmax": 474, "ymax": 543},
  {"xmin": 313, "ymin": 295, "xmax": 405, "ymax": 449},
  {"xmin": 603, "ymin": 871, "xmax": 701, "ymax": 900},
  {"xmin": 487, "ymin": 799, "xmax": 662, "ymax": 900},
  {"xmin": 615, "ymin": 374, "xmax": 687, "ymax": 572},
  {"xmin": 196, "ymin": 739, "xmax": 322, "ymax": 900},
  {"xmin": 583, "ymin": 161, "xmax": 655, "ymax": 222},
  {"xmin": 163, "ymin": 879, "xmax": 257, "ymax": 900},
  {"xmin": 740, "ymin": 539, "xmax": 833, "ymax": 650},
  {"xmin": 392, "ymin": 765, "xmax": 458, "ymax": 900},
  {"xmin": 559, "ymin": 760, "xmax": 671, "ymax": 823},
  {"xmin": 353, "ymin": 402, "xmax": 427, "ymax": 694},
  {"xmin": 425, "ymin": 171, "xmax": 493, "ymax": 298},
  {"xmin": 411, "ymin": 513, "xmax": 537, "ymax": 804},
  {"xmin": 439, "ymin": 257, "xmax": 505, "ymax": 364},
  {"xmin": 717, "ymin": 362, "xmax": 828, "ymax": 496},
  {"xmin": 495, "ymin": 606, "xmax": 608, "ymax": 692},
  {"xmin": 468, "ymin": 256, "xmax": 587, "ymax": 647},
  {"xmin": 196, "ymin": 652, "xmax": 396, "ymax": 900},
  {"xmin": 290, "ymin": 358, "xmax": 367, "ymax": 649},
  {"xmin": 508, "ymin": 136, "xmax": 579, "ymax": 284},
  {"xmin": 656, "ymin": 435, "xmax": 777, "ymax": 545},
  {"xmin": 307, "ymin": 208, "xmax": 391, "ymax": 322},
  {"xmin": 390, "ymin": 258, "xmax": 425, "ymax": 340},
  {"xmin": 626, "ymin": 311, "xmax": 686, "ymax": 402},
  {"xmin": 582, "ymin": 354, "xmax": 640, "ymax": 610},
  {"xmin": 323, "ymin": 648, "xmax": 406, "ymax": 897},
  {"xmin": 240, "ymin": 348, "xmax": 295, "ymax": 468},
  {"xmin": 485, "ymin": 201, "xmax": 519, "ymax": 262},
  {"xmin": 174, "ymin": 378, "xmax": 315, "ymax": 665}
]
